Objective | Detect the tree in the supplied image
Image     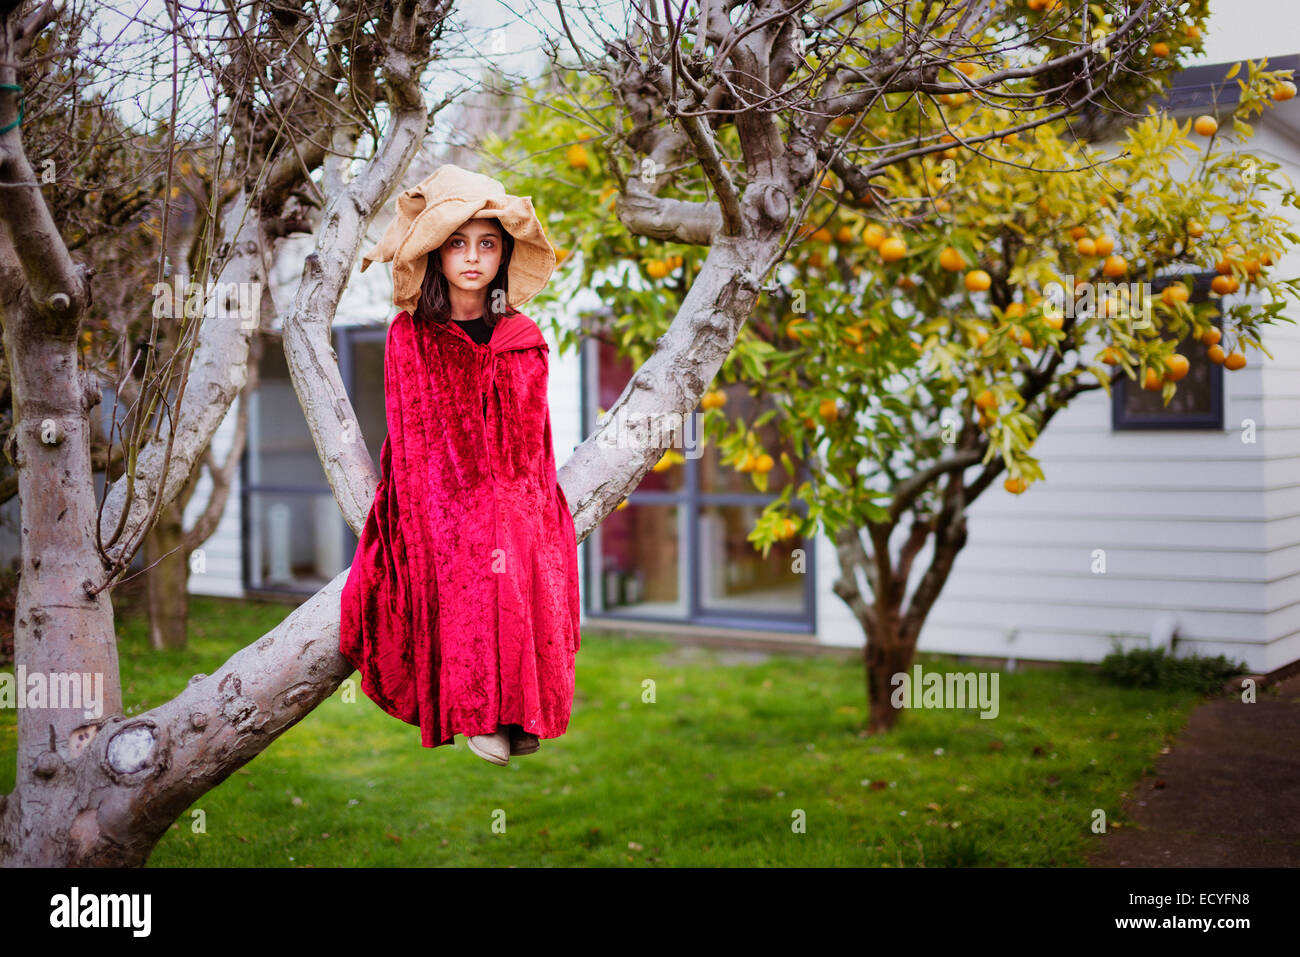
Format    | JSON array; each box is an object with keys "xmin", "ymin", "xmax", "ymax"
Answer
[
  {"xmin": 0, "ymin": 0, "xmax": 1195, "ymax": 866},
  {"xmin": 0, "ymin": 5, "xmax": 261, "ymax": 649},
  {"xmin": 499, "ymin": 5, "xmax": 1296, "ymax": 733},
  {"xmin": 0, "ymin": 0, "xmax": 454, "ymax": 865}
]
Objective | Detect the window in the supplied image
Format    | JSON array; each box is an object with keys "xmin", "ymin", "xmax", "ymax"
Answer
[
  {"xmin": 242, "ymin": 327, "xmax": 384, "ymax": 594},
  {"xmin": 1112, "ymin": 272, "xmax": 1224, "ymax": 430},
  {"xmin": 581, "ymin": 334, "xmax": 815, "ymax": 632}
]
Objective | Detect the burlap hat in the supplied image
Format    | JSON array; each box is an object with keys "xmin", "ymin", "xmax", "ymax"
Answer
[{"xmin": 360, "ymin": 164, "xmax": 557, "ymax": 314}]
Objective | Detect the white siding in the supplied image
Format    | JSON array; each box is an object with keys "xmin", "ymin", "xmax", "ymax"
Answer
[{"xmin": 184, "ymin": 398, "xmax": 245, "ymax": 598}]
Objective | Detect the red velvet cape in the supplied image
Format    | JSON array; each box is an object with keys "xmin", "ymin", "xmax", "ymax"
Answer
[{"xmin": 339, "ymin": 309, "xmax": 581, "ymax": 748}]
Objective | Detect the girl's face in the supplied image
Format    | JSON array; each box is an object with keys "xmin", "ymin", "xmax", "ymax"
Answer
[{"xmin": 438, "ymin": 219, "xmax": 503, "ymax": 297}]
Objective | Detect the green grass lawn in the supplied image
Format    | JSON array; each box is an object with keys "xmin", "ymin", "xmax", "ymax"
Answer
[{"xmin": 0, "ymin": 596, "xmax": 1202, "ymax": 866}]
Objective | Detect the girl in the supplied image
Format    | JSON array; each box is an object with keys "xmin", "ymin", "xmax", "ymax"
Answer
[{"xmin": 340, "ymin": 164, "xmax": 581, "ymax": 767}]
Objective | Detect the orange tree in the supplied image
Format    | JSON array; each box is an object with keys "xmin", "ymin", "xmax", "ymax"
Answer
[
  {"xmin": 772, "ymin": 62, "xmax": 1300, "ymax": 732},
  {"xmin": 477, "ymin": 3, "xmax": 1300, "ymax": 733}
]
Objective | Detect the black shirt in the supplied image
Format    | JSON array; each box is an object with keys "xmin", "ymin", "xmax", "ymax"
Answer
[{"xmin": 453, "ymin": 315, "xmax": 493, "ymax": 345}]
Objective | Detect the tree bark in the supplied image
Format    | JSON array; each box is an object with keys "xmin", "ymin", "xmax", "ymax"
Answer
[{"xmin": 865, "ymin": 625, "xmax": 912, "ymax": 735}]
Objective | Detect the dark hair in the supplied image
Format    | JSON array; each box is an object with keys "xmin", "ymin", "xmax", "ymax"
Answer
[{"xmin": 413, "ymin": 219, "xmax": 517, "ymax": 328}]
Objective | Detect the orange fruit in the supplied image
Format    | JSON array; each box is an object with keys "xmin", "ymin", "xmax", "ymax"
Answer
[
  {"xmin": 973, "ymin": 325, "xmax": 991, "ymax": 345},
  {"xmin": 1017, "ymin": 328, "xmax": 1035, "ymax": 348},
  {"xmin": 975, "ymin": 389, "xmax": 997, "ymax": 411},
  {"xmin": 939, "ymin": 246, "xmax": 967, "ymax": 271},
  {"xmin": 863, "ymin": 224, "xmax": 886, "ymax": 249},
  {"xmin": 1207, "ymin": 344, "xmax": 1226, "ymax": 364},
  {"xmin": 965, "ymin": 269, "xmax": 992, "ymax": 292},
  {"xmin": 811, "ymin": 227, "xmax": 833, "ymax": 243},
  {"xmin": 1193, "ymin": 115, "xmax": 1218, "ymax": 136},
  {"xmin": 646, "ymin": 259, "xmax": 670, "ymax": 279},
  {"xmin": 1142, "ymin": 367, "xmax": 1163, "ymax": 391},
  {"xmin": 1187, "ymin": 220, "xmax": 1205, "ymax": 238},
  {"xmin": 1243, "ymin": 258, "xmax": 1260, "ymax": 276},
  {"xmin": 1100, "ymin": 347, "xmax": 1121, "ymax": 365},
  {"xmin": 1004, "ymin": 476, "xmax": 1028, "ymax": 494},
  {"xmin": 1273, "ymin": 81, "xmax": 1297, "ymax": 102},
  {"xmin": 1185, "ymin": 24, "xmax": 1201, "ymax": 40},
  {"xmin": 954, "ymin": 61, "xmax": 978, "ymax": 77},
  {"xmin": 879, "ymin": 236, "xmax": 908, "ymax": 262},
  {"xmin": 1102, "ymin": 255, "xmax": 1128, "ymax": 278},
  {"xmin": 1260, "ymin": 250, "xmax": 1274, "ymax": 266},
  {"xmin": 701, "ymin": 389, "xmax": 727, "ymax": 410},
  {"xmin": 1044, "ymin": 314, "xmax": 1064, "ymax": 331},
  {"xmin": 1001, "ymin": 132, "xmax": 1019, "ymax": 145},
  {"xmin": 1076, "ymin": 236, "xmax": 1097, "ymax": 256},
  {"xmin": 1200, "ymin": 326, "xmax": 1222, "ymax": 346},
  {"xmin": 836, "ymin": 226, "xmax": 855, "ymax": 244},
  {"xmin": 1216, "ymin": 244, "xmax": 1244, "ymax": 274},
  {"xmin": 1069, "ymin": 225, "xmax": 1089, "ymax": 240},
  {"xmin": 1164, "ymin": 354, "xmax": 1190, "ymax": 381},
  {"xmin": 808, "ymin": 252, "xmax": 824, "ymax": 269},
  {"xmin": 1161, "ymin": 284, "xmax": 1190, "ymax": 306},
  {"xmin": 1151, "ymin": 42, "xmax": 1170, "ymax": 58},
  {"xmin": 566, "ymin": 144, "xmax": 590, "ymax": 168},
  {"xmin": 1210, "ymin": 274, "xmax": 1239, "ymax": 295},
  {"xmin": 753, "ymin": 454, "xmax": 775, "ymax": 473},
  {"xmin": 1004, "ymin": 302, "xmax": 1026, "ymax": 319},
  {"xmin": 1093, "ymin": 236, "xmax": 1115, "ymax": 256},
  {"xmin": 1026, "ymin": 0, "xmax": 1045, "ymax": 10},
  {"xmin": 819, "ymin": 399, "xmax": 839, "ymax": 421},
  {"xmin": 1224, "ymin": 352, "xmax": 1247, "ymax": 371},
  {"xmin": 934, "ymin": 198, "xmax": 952, "ymax": 213}
]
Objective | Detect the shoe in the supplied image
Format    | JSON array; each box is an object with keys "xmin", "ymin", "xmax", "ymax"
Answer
[
  {"xmin": 509, "ymin": 724, "xmax": 541, "ymax": 756},
  {"xmin": 466, "ymin": 727, "xmax": 510, "ymax": 766}
]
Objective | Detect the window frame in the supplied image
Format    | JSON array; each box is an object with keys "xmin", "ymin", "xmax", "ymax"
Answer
[
  {"xmin": 579, "ymin": 334, "xmax": 817, "ymax": 633},
  {"xmin": 1111, "ymin": 271, "xmax": 1224, "ymax": 432}
]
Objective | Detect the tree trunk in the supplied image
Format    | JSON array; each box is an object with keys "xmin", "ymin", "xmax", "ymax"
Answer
[
  {"xmin": 144, "ymin": 498, "xmax": 189, "ymax": 650},
  {"xmin": 832, "ymin": 518, "xmax": 968, "ymax": 735},
  {"xmin": 864, "ymin": 624, "xmax": 912, "ymax": 735}
]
